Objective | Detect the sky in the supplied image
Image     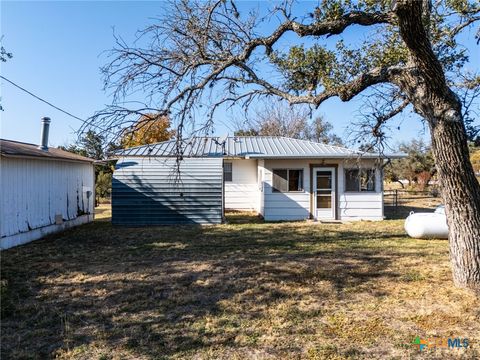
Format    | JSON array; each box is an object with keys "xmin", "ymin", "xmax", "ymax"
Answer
[{"xmin": 1, "ymin": 1, "xmax": 479, "ymax": 149}]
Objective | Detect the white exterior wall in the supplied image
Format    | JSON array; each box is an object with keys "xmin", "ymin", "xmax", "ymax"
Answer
[
  {"xmin": 258, "ymin": 159, "xmax": 265, "ymax": 216},
  {"xmin": 0, "ymin": 157, "xmax": 95, "ymax": 249},
  {"xmin": 262, "ymin": 158, "xmax": 384, "ymax": 221},
  {"xmin": 263, "ymin": 159, "xmax": 312, "ymax": 221},
  {"xmin": 224, "ymin": 159, "xmax": 260, "ymax": 211},
  {"xmin": 339, "ymin": 158, "xmax": 383, "ymax": 221}
]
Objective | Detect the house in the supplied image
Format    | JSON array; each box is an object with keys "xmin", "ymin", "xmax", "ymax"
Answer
[
  {"xmin": 0, "ymin": 118, "xmax": 95, "ymax": 249},
  {"xmin": 112, "ymin": 136, "xmax": 403, "ymax": 225}
]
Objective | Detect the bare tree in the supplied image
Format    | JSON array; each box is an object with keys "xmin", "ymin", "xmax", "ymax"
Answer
[
  {"xmin": 90, "ymin": 0, "xmax": 480, "ymax": 292},
  {"xmin": 235, "ymin": 102, "xmax": 343, "ymax": 144},
  {"xmin": 253, "ymin": 102, "xmax": 311, "ymax": 139}
]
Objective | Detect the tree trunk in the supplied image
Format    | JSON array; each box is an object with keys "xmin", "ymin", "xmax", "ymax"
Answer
[
  {"xmin": 430, "ymin": 118, "xmax": 480, "ymax": 293},
  {"xmin": 395, "ymin": 0, "xmax": 480, "ymax": 293}
]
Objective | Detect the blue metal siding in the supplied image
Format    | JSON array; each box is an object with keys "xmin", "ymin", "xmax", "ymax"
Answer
[{"xmin": 112, "ymin": 157, "xmax": 223, "ymax": 225}]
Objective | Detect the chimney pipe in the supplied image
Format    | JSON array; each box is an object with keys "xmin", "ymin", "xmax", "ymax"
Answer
[{"xmin": 39, "ymin": 117, "xmax": 51, "ymax": 151}]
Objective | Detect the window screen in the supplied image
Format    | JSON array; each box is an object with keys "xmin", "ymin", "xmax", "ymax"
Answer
[
  {"xmin": 224, "ymin": 162, "xmax": 232, "ymax": 182},
  {"xmin": 273, "ymin": 169, "xmax": 303, "ymax": 192},
  {"xmin": 361, "ymin": 169, "xmax": 376, "ymax": 192},
  {"xmin": 288, "ymin": 170, "xmax": 303, "ymax": 191},
  {"xmin": 272, "ymin": 169, "xmax": 288, "ymax": 192},
  {"xmin": 345, "ymin": 169, "xmax": 376, "ymax": 192},
  {"xmin": 345, "ymin": 169, "xmax": 360, "ymax": 192}
]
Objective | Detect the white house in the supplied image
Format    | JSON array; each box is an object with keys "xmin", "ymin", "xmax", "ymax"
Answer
[
  {"xmin": 112, "ymin": 136, "xmax": 403, "ymax": 225},
  {"xmin": 0, "ymin": 118, "xmax": 95, "ymax": 249}
]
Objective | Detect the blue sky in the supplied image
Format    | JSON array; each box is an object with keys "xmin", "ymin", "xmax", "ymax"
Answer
[{"xmin": 1, "ymin": 1, "xmax": 478, "ymax": 149}]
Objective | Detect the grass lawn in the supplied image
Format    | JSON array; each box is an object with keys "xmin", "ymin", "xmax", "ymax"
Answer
[{"xmin": 1, "ymin": 208, "xmax": 479, "ymax": 359}]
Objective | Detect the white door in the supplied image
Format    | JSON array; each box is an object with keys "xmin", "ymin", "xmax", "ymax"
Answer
[{"xmin": 314, "ymin": 167, "xmax": 336, "ymax": 220}]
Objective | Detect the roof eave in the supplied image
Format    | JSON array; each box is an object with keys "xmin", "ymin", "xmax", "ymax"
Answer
[
  {"xmin": 246, "ymin": 153, "xmax": 405, "ymax": 159},
  {"xmin": 1, "ymin": 153, "xmax": 95, "ymax": 164}
]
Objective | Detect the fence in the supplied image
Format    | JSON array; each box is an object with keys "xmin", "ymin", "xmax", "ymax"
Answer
[
  {"xmin": 383, "ymin": 189, "xmax": 441, "ymax": 218},
  {"xmin": 384, "ymin": 189, "xmax": 440, "ymax": 207}
]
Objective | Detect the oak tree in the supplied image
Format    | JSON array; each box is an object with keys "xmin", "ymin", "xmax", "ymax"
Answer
[
  {"xmin": 384, "ymin": 139, "xmax": 436, "ymax": 188},
  {"xmin": 93, "ymin": 0, "xmax": 480, "ymax": 292}
]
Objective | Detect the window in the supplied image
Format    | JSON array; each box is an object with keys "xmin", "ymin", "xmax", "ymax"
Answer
[
  {"xmin": 224, "ymin": 162, "xmax": 232, "ymax": 182},
  {"xmin": 273, "ymin": 169, "xmax": 303, "ymax": 192},
  {"xmin": 361, "ymin": 169, "xmax": 376, "ymax": 191},
  {"xmin": 345, "ymin": 169, "xmax": 360, "ymax": 192},
  {"xmin": 345, "ymin": 169, "xmax": 376, "ymax": 192}
]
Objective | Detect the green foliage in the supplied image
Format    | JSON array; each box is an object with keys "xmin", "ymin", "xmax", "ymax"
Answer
[
  {"xmin": 61, "ymin": 131, "xmax": 115, "ymax": 202},
  {"xmin": 96, "ymin": 171, "xmax": 112, "ymax": 199},
  {"xmin": 270, "ymin": 24, "xmax": 412, "ymax": 94},
  {"xmin": 58, "ymin": 144, "xmax": 88, "ymax": 157},
  {"xmin": 59, "ymin": 130, "xmax": 105, "ymax": 160},
  {"xmin": 79, "ymin": 130, "xmax": 105, "ymax": 160},
  {"xmin": 307, "ymin": 116, "xmax": 344, "ymax": 145},
  {"xmin": 312, "ymin": 0, "xmax": 391, "ymax": 21},
  {"xmin": 234, "ymin": 128, "xmax": 259, "ymax": 136},
  {"xmin": 269, "ymin": 0, "xmax": 475, "ymax": 100},
  {"xmin": 270, "ymin": 45, "xmax": 337, "ymax": 93},
  {"xmin": 385, "ymin": 139, "xmax": 436, "ymax": 189},
  {"xmin": 446, "ymin": 0, "xmax": 480, "ymax": 15}
]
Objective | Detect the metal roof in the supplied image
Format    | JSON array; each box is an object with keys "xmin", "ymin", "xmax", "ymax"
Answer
[
  {"xmin": 0, "ymin": 139, "xmax": 94, "ymax": 163},
  {"xmin": 115, "ymin": 136, "xmax": 404, "ymax": 159}
]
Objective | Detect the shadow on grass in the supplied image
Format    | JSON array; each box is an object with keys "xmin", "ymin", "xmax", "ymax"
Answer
[
  {"xmin": 1, "ymin": 218, "xmax": 413, "ymax": 358},
  {"xmin": 384, "ymin": 205, "xmax": 437, "ymax": 220}
]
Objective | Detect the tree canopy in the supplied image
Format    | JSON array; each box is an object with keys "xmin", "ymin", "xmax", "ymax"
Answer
[
  {"xmin": 384, "ymin": 139, "xmax": 436, "ymax": 189},
  {"xmin": 120, "ymin": 114, "xmax": 175, "ymax": 148},
  {"xmin": 60, "ymin": 130, "xmax": 116, "ymax": 203},
  {"xmin": 90, "ymin": 0, "xmax": 479, "ymax": 149},
  {"xmin": 59, "ymin": 130, "xmax": 105, "ymax": 160}
]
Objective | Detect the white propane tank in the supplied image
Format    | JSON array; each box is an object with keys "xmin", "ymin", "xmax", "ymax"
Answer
[{"xmin": 404, "ymin": 209, "xmax": 449, "ymax": 239}]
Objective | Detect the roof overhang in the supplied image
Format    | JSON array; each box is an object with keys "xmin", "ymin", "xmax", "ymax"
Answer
[
  {"xmin": 244, "ymin": 153, "xmax": 406, "ymax": 160},
  {"xmin": 1, "ymin": 153, "xmax": 95, "ymax": 164}
]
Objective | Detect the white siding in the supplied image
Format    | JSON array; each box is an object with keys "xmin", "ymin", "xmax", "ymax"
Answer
[
  {"xmin": 338, "ymin": 160, "xmax": 383, "ymax": 221},
  {"xmin": 0, "ymin": 157, "xmax": 94, "ymax": 248},
  {"xmin": 263, "ymin": 159, "xmax": 313, "ymax": 221},
  {"xmin": 224, "ymin": 159, "xmax": 259, "ymax": 211},
  {"xmin": 258, "ymin": 159, "xmax": 265, "ymax": 216},
  {"xmin": 261, "ymin": 158, "xmax": 384, "ymax": 221}
]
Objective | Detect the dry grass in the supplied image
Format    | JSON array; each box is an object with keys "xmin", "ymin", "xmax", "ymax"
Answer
[
  {"xmin": 385, "ymin": 193, "xmax": 443, "ymax": 220},
  {"xmin": 1, "ymin": 209, "xmax": 479, "ymax": 359},
  {"xmin": 94, "ymin": 203, "xmax": 112, "ymax": 221}
]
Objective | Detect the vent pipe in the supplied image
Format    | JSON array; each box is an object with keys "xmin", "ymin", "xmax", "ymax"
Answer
[{"xmin": 39, "ymin": 117, "xmax": 51, "ymax": 151}]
